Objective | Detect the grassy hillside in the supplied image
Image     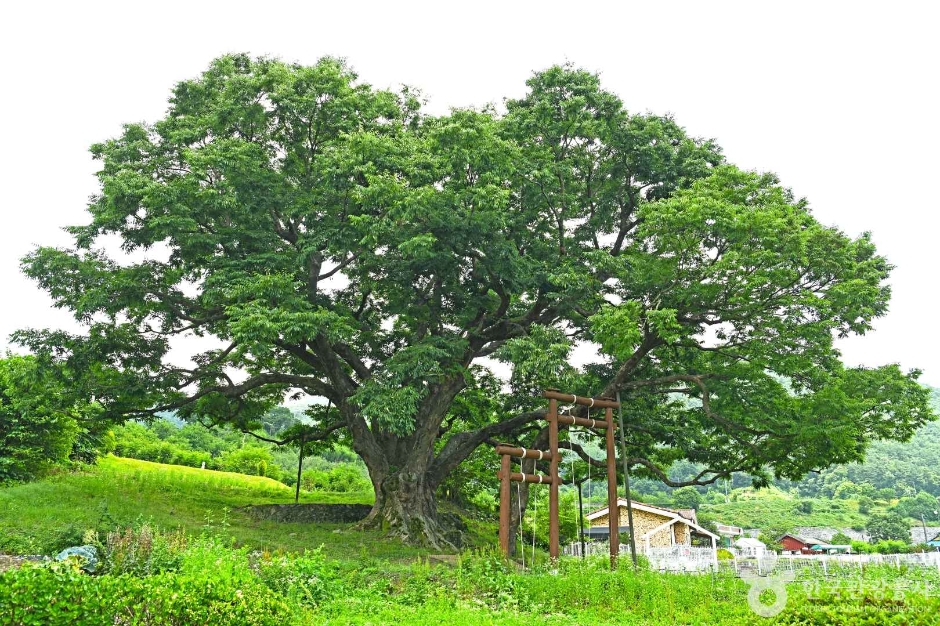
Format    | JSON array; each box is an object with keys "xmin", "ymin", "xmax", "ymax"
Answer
[
  {"xmin": 0, "ymin": 456, "xmax": 441, "ymax": 560},
  {"xmin": 700, "ymin": 487, "xmax": 873, "ymax": 532}
]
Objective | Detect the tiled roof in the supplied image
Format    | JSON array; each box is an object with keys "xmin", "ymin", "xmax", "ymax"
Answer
[
  {"xmin": 910, "ymin": 526, "xmax": 940, "ymax": 544},
  {"xmin": 587, "ymin": 499, "xmax": 681, "ymax": 519},
  {"xmin": 794, "ymin": 527, "xmax": 869, "ymax": 542}
]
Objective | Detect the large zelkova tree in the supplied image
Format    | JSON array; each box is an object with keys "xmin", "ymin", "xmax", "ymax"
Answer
[{"xmin": 18, "ymin": 55, "xmax": 933, "ymax": 546}]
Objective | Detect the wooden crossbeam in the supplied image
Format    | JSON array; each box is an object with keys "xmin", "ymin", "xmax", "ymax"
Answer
[
  {"xmin": 495, "ymin": 445, "xmax": 554, "ymax": 460},
  {"xmin": 557, "ymin": 414, "xmax": 610, "ymax": 429},
  {"xmin": 508, "ymin": 472, "xmax": 558, "ymax": 485},
  {"xmin": 543, "ymin": 389, "xmax": 619, "ymax": 409}
]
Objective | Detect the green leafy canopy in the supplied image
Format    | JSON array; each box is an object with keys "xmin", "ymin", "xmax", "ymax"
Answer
[{"xmin": 15, "ymin": 56, "xmax": 934, "ymax": 533}]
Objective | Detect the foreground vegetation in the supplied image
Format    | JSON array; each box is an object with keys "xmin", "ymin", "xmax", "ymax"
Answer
[
  {"xmin": 3, "ymin": 458, "xmax": 939, "ymax": 624},
  {"xmin": 3, "ymin": 528, "xmax": 939, "ymax": 625}
]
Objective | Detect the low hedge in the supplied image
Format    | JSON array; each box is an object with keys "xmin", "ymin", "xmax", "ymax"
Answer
[{"xmin": 0, "ymin": 562, "xmax": 297, "ymax": 625}]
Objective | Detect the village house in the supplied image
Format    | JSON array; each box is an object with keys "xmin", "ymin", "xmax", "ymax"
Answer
[
  {"xmin": 715, "ymin": 523, "xmax": 744, "ymax": 548},
  {"xmin": 585, "ymin": 499, "xmax": 719, "ymax": 554},
  {"xmin": 778, "ymin": 533, "xmax": 826, "ymax": 554},
  {"xmin": 734, "ymin": 537, "xmax": 768, "ymax": 557}
]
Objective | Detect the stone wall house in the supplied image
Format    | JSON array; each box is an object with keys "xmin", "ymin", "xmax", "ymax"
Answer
[{"xmin": 585, "ymin": 499, "xmax": 718, "ymax": 552}]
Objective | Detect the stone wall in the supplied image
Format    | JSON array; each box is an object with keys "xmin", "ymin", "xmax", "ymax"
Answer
[
  {"xmin": 241, "ymin": 503, "xmax": 372, "ymax": 523},
  {"xmin": 674, "ymin": 523, "xmax": 688, "ymax": 545},
  {"xmin": 591, "ymin": 506, "xmax": 686, "ymax": 549},
  {"xmin": 592, "ymin": 506, "xmax": 688, "ymax": 548},
  {"xmin": 794, "ymin": 526, "xmax": 875, "ymax": 543}
]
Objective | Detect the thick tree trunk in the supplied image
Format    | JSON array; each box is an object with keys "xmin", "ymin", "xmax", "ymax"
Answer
[
  {"xmin": 346, "ymin": 378, "xmax": 470, "ymax": 548},
  {"xmin": 359, "ymin": 469, "xmax": 457, "ymax": 549}
]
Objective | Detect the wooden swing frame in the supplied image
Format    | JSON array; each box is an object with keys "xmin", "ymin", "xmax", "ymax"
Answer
[{"xmin": 496, "ymin": 389, "xmax": 621, "ymax": 568}]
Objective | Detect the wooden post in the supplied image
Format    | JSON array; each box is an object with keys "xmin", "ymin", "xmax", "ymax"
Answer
[
  {"xmin": 499, "ymin": 454, "xmax": 511, "ymax": 557},
  {"xmin": 548, "ymin": 397, "xmax": 560, "ymax": 563},
  {"xmin": 605, "ymin": 406, "xmax": 619, "ymax": 569}
]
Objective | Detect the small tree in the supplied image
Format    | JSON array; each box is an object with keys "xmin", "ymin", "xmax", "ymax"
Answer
[
  {"xmin": 672, "ymin": 486, "xmax": 703, "ymax": 509},
  {"xmin": 876, "ymin": 487, "xmax": 897, "ymax": 501},
  {"xmin": 833, "ymin": 481, "xmax": 858, "ymax": 499},
  {"xmin": 893, "ymin": 492, "xmax": 940, "ymax": 520},
  {"xmin": 0, "ymin": 355, "xmax": 99, "ymax": 481},
  {"xmin": 758, "ymin": 532, "xmax": 782, "ymax": 553},
  {"xmin": 830, "ymin": 531, "xmax": 852, "ymax": 545},
  {"xmin": 866, "ymin": 512, "xmax": 911, "ymax": 543},
  {"xmin": 261, "ymin": 406, "xmax": 298, "ymax": 437}
]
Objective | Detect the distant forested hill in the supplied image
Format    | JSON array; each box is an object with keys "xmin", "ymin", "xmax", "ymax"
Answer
[
  {"xmin": 790, "ymin": 387, "xmax": 940, "ymax": 499},
  {"xmin": 635, "ymin": 387, "xmax": 939, "ymax": 506}
]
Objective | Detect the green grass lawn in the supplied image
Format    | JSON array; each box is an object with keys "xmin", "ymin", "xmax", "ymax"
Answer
[{"xmin": 0, "ymin": 456, "xmax": 435, "ymax": 561}]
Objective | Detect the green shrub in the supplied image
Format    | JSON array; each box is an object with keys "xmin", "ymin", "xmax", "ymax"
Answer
[
  {"xmin": 0, "ymin": 561, "xmax": 295, "ymax": 625},
  {"xmin": 218, "ymin": 447, "xmax": 281, "ymax": 481},
  {"xmin": 873, "ymin": 539, "xmax": 911, "ymax": 554},
  {"xmin": 300, "ymin": 464, "xmax": 371, "ymax": 494},
  {"xmin": 850, "ymin": 540, "xmax": 872, "ymax": 554},
  {"xmin": 717, "ymin": 548, "xmax": 735, "ymax": 560},
  {"xmin": 455, "ymin": 549, "xmax": 517, "ymax": 608},
  {"xmin": 99, "ymin": 524, "xmax": 188, "ymax": 575},
  {"xmin": 0, "ymin": 356, "xmax": 80, "ymax": 482},
  {"xmin": 256, "ymin": 547, "xmax": 336, "ymax": 606}
]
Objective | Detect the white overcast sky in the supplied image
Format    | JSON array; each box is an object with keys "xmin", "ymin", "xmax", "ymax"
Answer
[{"xmin": 1, "ymin": 1, "xmax": 938, "ymax": 385}]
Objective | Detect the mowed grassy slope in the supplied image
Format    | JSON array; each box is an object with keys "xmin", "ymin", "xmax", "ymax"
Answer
[{"xmin": 0, "ymin": 456, "xmax": 436, "ymax": 560}]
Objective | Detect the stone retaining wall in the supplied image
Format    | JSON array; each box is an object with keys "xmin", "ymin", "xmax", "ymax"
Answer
[{"xmin": 241, "ymin": 503, "xmax": 372, "ymax": 523}]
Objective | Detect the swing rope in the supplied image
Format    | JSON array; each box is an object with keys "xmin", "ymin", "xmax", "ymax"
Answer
[
  {"xmin": 564, "ymin": 403, "xmax": 591, "ymax": 556},
  {"xmin": 517, "ymin": 480, "xmax": 524, "ymax": 570},
  {"xmin": 586, "ymin": 405, "xmax": 592, "ymax": 513},
  {"xmin": 531, "ymin": 485, "xmax": 537, "ymax": 566},
  {"xmin": 568, "ymin": 414, "xmax": 578, "ymax": 555}
]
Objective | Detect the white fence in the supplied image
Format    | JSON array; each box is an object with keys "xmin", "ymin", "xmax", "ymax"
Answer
[
  {"xmin": 562, "ymin": 541, "xmax": 634, "ymax": 559},
  {"xmin": 563, "ymin": 542, "xmax": 717, "ymax": 572},
  {"xmin": 647, "ymin": 546, "xmax": 717, "ymax": 572},
  {"xmin": 562, "ymin": 543, "xmax": 940, "ymax": 577},
  {"xmin": 728, "ymin": 551, "xmax": 940, "ymax": 577}
]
